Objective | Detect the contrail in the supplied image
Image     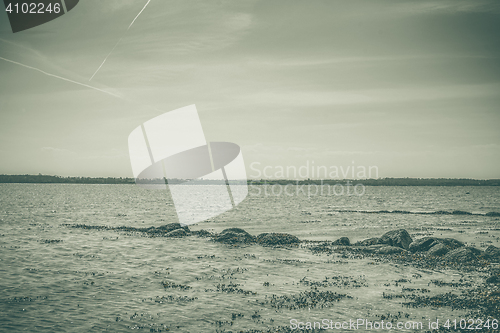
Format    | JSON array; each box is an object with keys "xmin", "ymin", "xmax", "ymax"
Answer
[
  {"xmin": 0, "ymin": 56, "xmax": 122, "ymax": 98},
  {"xmin": 90, "ymin": 0, "xmax": 152, "ymax": 81},
  {"xmin": 128, "ymin": 0, "xmax": 151, "ymax": 30},
  {"xmin": 89, "ymin": 37, "xmax": 123, "ymax": 81}
]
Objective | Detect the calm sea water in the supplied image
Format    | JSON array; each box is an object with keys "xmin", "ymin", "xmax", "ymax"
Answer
[{"xmin": 0, "ymin": 184, "xmax": 499, "ymax": 332}]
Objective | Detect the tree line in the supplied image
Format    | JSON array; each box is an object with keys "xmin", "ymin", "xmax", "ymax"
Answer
[{"xmin": 0, "ymin": 174, "xmax": 498, "ymax": 186}]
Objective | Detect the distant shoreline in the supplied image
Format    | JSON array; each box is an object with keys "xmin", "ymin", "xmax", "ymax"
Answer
[{"xmin": 0, "ymin": 175, "xmax": 499, "ymax": 186}]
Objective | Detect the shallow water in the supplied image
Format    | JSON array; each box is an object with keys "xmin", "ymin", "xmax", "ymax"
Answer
[{"xmin": 0, "ymin": 184, "xmax": 499, "ymax": 332}]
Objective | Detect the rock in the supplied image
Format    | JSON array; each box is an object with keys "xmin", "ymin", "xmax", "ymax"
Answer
[
  {"xmin": 215, "ymin": 228, "xmax": 255, "ymax": 244},
  {"xmin": 409, "ymin": 238, "xmax": 433, "ymax": 252},
  {"xmin": 428, "ymin": 243, "xmax": 449, "ymax": 256},
  {"xmin": 444, "ymin": 247, "xmax": 482, "ymax": 262},
  {"xmin": 377, "ymin": 246, "xmax": 407, "ymax": 255},
  {"xmin": 165, "ymin": 228, "xmax": 188, "ymax": 237},
  {"xmin": 192, "ymin": 229, "xmax": 212, "ymax": 237},
  {"xmin": 439, "ymin": 238, "xmax": 464, "ymax": 250},
  {"xmin": 114, "ymin": 223, "xmax": 190, "ymax": 235},
  {"xmin": 332, "ymin": 237, "xmax": 350, "ymax": 246},
  {"xmin": 358, "ymin": 244, "xmax": 385, "ymax": 253},
  {"xmin": 451, "ymin": 210, "xmax": 472, "ymax": 215},
  {"xmin": 484, "ymin": 245, "xmax": 500, "ymax": 260},
  {"xmin": 220, "ymin": 228, "xmax": 249, "ymax": 235},
  {"xmin": 485, "ymin": 212, "xmax": 500, "ymax": 217},
  {"xmin": 353, "ymin": 237, "xmax": 379, "ymax": 246},
  {"xmin": 486, "ymin": 275, "xmax": 500, "ymax": 284},
  {"xmin": 409, "ymin": 237, "xmax": 438, "ymax": 252},
  {"xmin": 378, "ymin": 229, "xmax": 412, "ymax": 249},
  {"xmin": 409, "ymin": 237, "xmax": 464, "ymax": 253},
  {"xmin": 155, "ymin": 223, "xmax": 189, "ymax": 234},
  {"xmin": 256, "ymin": 233, "xmax": 300, "ymax": 246}
]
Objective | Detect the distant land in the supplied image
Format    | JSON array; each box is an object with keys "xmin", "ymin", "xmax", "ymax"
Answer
[{"xmin": 0, "ymin": 174, "xmax": 499, "ymax": 186}]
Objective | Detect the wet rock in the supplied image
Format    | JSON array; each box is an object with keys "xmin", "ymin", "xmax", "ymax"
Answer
[
  {"xmin": 215, "ymin": 229, "xmax": 255, "ymax": 244},
  {"xmin": 220, "ymin": 228, "xmax": 249, "ymax": 235},
  {"xmin": 377, "ymin": 229, "xmax": 412, "ymax": 250},
  {"xmin": 486, "ymin": 275, "xmax": 500, "ymax": 284},
  {"xmin": 409, "ymin": 237, "xmax": 463, "ymax": 253},
  {"xmin": 451, "ymin": 210, "xmax": 472, "ymax": 215},
  {"xmin": 439, "ymin": 238, "xmax": 465, "ymax": 250},
  {"xmin": 256, "ymin": 233, "xmax": 300, "ymax": 246},
  {"xmin": 444, "ymin": 247, "xmax": 482, "ymax": 262},
  {"xmin": 409, "ymin": 237, "xmax": 437, "ymax": 252},
  {"xmin": 377, "ymin": 246, "xmax": 407, "ymax": 255},
  {"xmin": 408, "ymin": 237, "xmax": 437, "ymax": 252},
  {"xmin": 332, "ymin": 237, "xmax": 350, "ymax": 246},
  {"xmin": 353, "ymin": 237, "xmax": 379, "ymax": 246},
  {"xmin": 484, "ymin": 245, "xmax": 500, "ymax": 260},
  {"xmin": 165, "ymin": 228, "xmax": 188, "ymax": 237},
  {"xmin": 155, "ymin": 223, "xmax": 189, "ymax": 234},
  {"xmin": 485, "ymin": 211, "xmax": 500, "ymax": 217},
  {"xmin": 358, "ymin": 244, "xmax": 385, "ymax": 253},
  {"xmin": 192, "ymin": 229, "xmax": 212, "ymax": 237},
  {"xmin": 427, "ymin": 243, "xmax": 449, "ymax": 256}
]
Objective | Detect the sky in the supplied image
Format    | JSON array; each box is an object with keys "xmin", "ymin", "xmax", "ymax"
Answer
[{"xmin": 0, "ymin": 0, "xmax": 499, "ymax": 179}]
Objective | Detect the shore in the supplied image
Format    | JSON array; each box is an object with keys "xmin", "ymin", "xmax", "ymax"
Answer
[{"xmin": 68, "ymin": 222, "xmax": 500, "ymax": 332}]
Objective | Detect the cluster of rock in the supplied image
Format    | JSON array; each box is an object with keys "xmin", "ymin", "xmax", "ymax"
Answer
[
  {"xmin": 146, "ymin": 223, "xmax": 190, "ymax": 237},
  {"xmin": 161, "ymin": 225, "xmax": 500, "ymax": 285},
  {"xmin": 71, "ymin": 223, "xmax": 301, "ymax": 246},
  {"xmin": 346, "ymin": 229, "xmax": 414, "ymax": 255},
  {"xmin": 71, "ymin": 222, "xmax": 190, "ymax": 237},
  {"xmin": 212, "ymin": 228, "xmax": 300, "ymax": 246},
  {"xmin": 326, "ymin": 229, "xmax": 500, "ymax": 265}
]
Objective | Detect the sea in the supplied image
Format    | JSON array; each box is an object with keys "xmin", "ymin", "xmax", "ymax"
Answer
[{"xmin": 0, "ymin": 184, "xmax": 499, "ymax": 332}]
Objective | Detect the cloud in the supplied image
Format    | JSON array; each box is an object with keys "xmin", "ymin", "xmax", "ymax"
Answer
[
  {"xmin": 41, "ymin": 147, "xmax": 78, "ymax": 158},
  {"xmin": 235, "ymin": 83, "xmax": 500, "ymax": 109},
  {"xmin": 120, "ymin": 5, "xmax": 254, "ymax": 56},
  {"xmin": 0, "ymin": 38, "xmax": 46, "ymax": 60},
  {"xmin": 244, "ymin": 54, "xmax": 498, "ymax": 68},
  {"xmin": 97, "ymin": 0, "xmax": 140, "ymax": 13},
  {"xmin": 390, "ymin": 0, "xmax": 500, "ymax": 15}
]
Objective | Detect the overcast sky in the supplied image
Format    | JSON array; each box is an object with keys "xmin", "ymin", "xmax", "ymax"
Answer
[{"xmin": 0, "ymin": 0, "xmax": 499, "ymax": 179}]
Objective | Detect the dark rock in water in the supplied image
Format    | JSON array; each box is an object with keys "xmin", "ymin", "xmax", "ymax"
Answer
[
  {"xmin": 192, "ymin": 229, "xmax": 212, "ymax": 237},
  {"xmin": 378, "ymin": 229, "xmax": 412, "ymax": 249},
  {"xmin": 434, "ymin": 238, "xmax": 464, "ymax": 249},
  {"xmin": 451, "ymin": 210, "xmax": 472, "ymax": 215},
  {"xmin": 486, "ymin": 275, "xmax": 500, "ymax": 284},
  {"xmin": 409, "ymin": 237, "xmax": 464, "ymax": 253},
  {"xmin": 444, "ymin": 247, "xmax": 482, "ymax": 262},
  {"xmin": 377, "ymin": 246, "xmax": 407, "ymax": 255},
  {"xmin": 358, "ymin": 244, "xmax": 385, "ymax": 253},
  {"xmin": 409, "ymin": 237, "xmax": 437, "ymax": 252},
  {"xmin": 165, "ymin": 229, "xmax": 188, "ymax": 237},
  {"xmin": 215, "ymin": 229, "xmax": 255, "ymax": 244},
  {"xmin": 486, "ymin": 211, "xmax": 500, "ymax": 217},
  {"xmin": 155, "ymin": 223, "xmax": 189, "ymax": 234},
  {"xmin": 256, "ymin": 233, "xmax": 300, "ymax": 246},
  {"xmin": 220, "ymin": 228, "xmax": 249, "ymax": 235},
  {"xmin": 427, "ymin": 243, "xmax": 449, "ymax": 256},
  {"xmin": 112, "ymin": 223, "xmax": 189, "ymax": 235},
  {"xmin": 332, "ymin": 237, "xmax": 350, "ymax": 246},
  {"xmin": 392, "ymin": 210, "xmax": 411, "ymax": 214},
  {"xmin": 484, "ymin": 245, "xmax": 500, "ymax": 260},
  {"xmin": 353, "ymin": 237, "xmax": 379, "ymax": 246}
]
